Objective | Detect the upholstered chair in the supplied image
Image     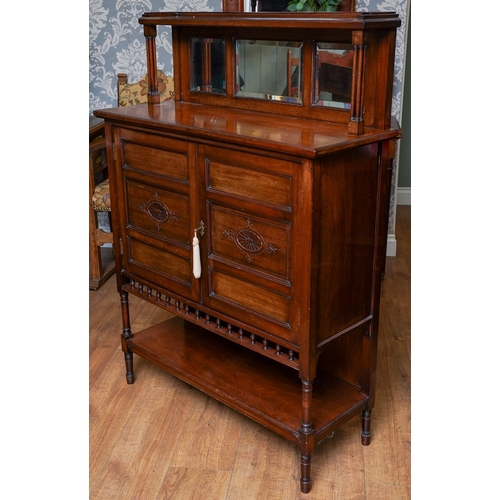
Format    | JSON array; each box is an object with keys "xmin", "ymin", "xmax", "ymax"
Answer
[{"xmin": 89, "ymin": 70, "xmax": 174, "ymax": 290}]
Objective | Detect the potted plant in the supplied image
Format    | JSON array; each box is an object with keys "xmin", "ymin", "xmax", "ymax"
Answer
[{"xmin": 287, "ymin": 0, "xmax": 341, "ymax": 11}]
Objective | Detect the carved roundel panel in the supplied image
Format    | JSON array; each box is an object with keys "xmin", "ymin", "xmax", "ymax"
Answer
[
  {"xmin": 147, "ymin": 200, "xmax": 169, "ymax": 223},
  {"xmin": 222, "ymin": 219, "xmax": 278, "ymax": 263},
  {"xmin": 137, "ymin": 191, "xmax": 180, "ymax": 231},
  {"xmin": 235, "ymin": 228, "xmax": 264, "ymax": 254}
]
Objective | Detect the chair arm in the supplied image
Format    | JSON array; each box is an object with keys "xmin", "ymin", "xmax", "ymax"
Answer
[{"xmin": 89, "ymin": 137, "xmax": 107, "ymax": 154}]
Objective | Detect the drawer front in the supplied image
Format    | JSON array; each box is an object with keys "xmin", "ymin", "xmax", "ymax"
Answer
[{"xmin": 125, "ymin": 180, "xmax": 190, "ymax": 246}]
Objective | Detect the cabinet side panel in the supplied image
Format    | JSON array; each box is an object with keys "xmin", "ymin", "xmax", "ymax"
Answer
[{"xmin": 315, "ymin": 143, "xmax": 379, "ymax": 342}]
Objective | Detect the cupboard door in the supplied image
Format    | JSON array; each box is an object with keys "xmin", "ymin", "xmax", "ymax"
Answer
[
  {"xmin": 198, "ymin": 145, "xmax": 301, "ymax": 345},
  {"xmin": 112, "ymin": 127, "xmax": 200, "ymax": 301}
]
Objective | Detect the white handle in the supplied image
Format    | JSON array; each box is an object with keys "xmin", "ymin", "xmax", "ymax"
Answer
[{"xmin": 192, "ymin": 231, "xmax": 201, "ymax": 279}]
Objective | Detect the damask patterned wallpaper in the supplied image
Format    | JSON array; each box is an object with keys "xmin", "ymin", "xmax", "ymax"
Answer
[
  {"xmin": 89, "ymin": 0, "xmax": 410, "ymax": 242},
  {"xmin": 89, "ymin": 0, "xmax": 220, "ymax": 112}
]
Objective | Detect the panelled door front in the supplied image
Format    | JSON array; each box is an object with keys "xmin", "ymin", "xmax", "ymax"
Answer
[
  {"xmin": 197, "ymin": 144, "xmax": 304, "ymax": 347},
  {"xmin": 112, "ymin": 126, "xmax": 201, "ymax": 302}
]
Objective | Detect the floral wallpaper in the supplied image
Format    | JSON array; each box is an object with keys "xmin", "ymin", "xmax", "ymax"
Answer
[
  {"xmin": 89, "ymin": 0, "xmax": 220, "ymax": 112},
  {"xmin": 356, "ymin": 0, "xmax": 410, "ymax": 239},
  {"xmin": 89, "ymin": 0, "xmax": 410, "ymax": 243}
]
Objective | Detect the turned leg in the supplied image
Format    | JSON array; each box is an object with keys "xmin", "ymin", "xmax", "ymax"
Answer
[
  {"xmin": 120, "ymin": 290, "xmax": 135, "ymax": 384},
  {"xmin": 300, "ymin": 454, "xmax": 312, "ymax": 493},
  {"xmin": 124, "ymin": 350, "xmax": 134, "ymax": 384},
  {"xmin": 361, "ymin": 409, "xmax": 372, "ymax": 446},
  {"xmin": 299, "ymin": 379, "xmax": 315, "ymax": 493}
]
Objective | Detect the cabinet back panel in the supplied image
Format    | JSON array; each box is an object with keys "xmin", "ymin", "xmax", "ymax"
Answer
[{"xmin": 317, "ymin": 326, "xmax": 366, "ymax": 388}]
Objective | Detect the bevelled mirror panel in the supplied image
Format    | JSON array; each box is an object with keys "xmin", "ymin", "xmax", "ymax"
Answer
[
  {"xmin": 235, "ymin": 40, "xmax": 303, "ymax": 104},
  {"xmin": 314, "ymin": 43, "xmax": 353, "ymax": 109},
  {"xmin": 190, "ymin": 37, "xmax": 226, "ymax": 94}
]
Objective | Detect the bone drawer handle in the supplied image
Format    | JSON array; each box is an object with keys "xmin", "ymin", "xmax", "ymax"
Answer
[{"xmin": 192, "ymin": 221, "xmax": 204, "ymax": 279}]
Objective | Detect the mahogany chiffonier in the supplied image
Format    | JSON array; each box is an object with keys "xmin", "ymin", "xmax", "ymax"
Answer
[{"xmin": 94, "ymin": 11, "xmax": 401, "ymax": 493}]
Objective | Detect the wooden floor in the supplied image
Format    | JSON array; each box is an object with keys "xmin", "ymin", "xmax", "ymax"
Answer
[{"xmin": 90, "ymin": 206, "xmax": 410, "ymax": 500}]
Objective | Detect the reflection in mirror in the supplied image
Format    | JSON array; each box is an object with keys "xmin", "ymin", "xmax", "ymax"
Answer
[
  {"xmin": 190, "ymin": 37, "xmax": 226, "ymax": 94},
  {"xmin": 314, "ymin": 43, "xmax": 353, "ymax": 109},
  {"xmin": 236, "ymin": 40, "xmax": 303, "ymax": 104}
]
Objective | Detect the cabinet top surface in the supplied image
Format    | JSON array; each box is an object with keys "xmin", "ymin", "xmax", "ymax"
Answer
[
  {"xmin": 94, "ymin": 101, "xmax": 400, "ymax": 158},
  {"xmin": 139, "ymin": 11, "xmax": 401, "ymax": 29}
]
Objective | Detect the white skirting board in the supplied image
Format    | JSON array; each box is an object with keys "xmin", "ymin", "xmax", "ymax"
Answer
[
  {"xmin": 386, "ymin": 234, "xmax": 397, "ymax": 257},
  {"xmin": 386, "ymin": 187, "xmax": 410, "ymax": 256},
  {"xmin": 397, "ymin": 187, "xmax": 411, "ymax": 206}
]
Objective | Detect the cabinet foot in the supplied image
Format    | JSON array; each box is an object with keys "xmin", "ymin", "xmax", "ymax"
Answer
[
  {"xmin": 300, "ymin": 454, "xmax": 312, "ymax": 493},
  {"xmin": 124, "ymin": 351, "xmax": 134, "ymax": 384},
  {"xmin": 361, "ymin": 409, "xmax": 371, "ymax": 446}
]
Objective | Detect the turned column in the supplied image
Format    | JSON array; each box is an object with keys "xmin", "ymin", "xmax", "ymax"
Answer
[
  {"xmin": 348, "ymin": 31, "xmax": 367, "ymax": 136},
  {"xmin": 144, "ymin": 24, "xmax": 160, "ymax": 105}
]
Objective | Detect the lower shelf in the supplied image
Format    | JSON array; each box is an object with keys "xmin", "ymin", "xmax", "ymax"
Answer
[{"xmin": 127, "ymin": 316, "xmax": 368, "ymax": 443}]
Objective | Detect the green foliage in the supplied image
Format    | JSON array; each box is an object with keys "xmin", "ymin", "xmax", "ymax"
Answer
[{"xmin": 287, "ymin": 0, "xmax": 341, "ymax": 11}]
